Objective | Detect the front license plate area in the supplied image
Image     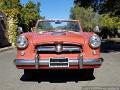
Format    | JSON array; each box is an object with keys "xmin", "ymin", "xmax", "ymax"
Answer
[{"xmin": 49, "ymin": 58, "xmax": 69, "ymax": 68}]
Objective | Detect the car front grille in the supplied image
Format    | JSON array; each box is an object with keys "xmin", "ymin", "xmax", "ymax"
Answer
[{"xmin": 36, "ymin": 44, "xmax": 82, "ymax": 54}]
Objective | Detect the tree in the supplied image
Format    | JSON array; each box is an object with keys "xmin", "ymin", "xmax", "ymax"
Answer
[
  {"xmin": 0, "ymin": 0, "xmax": 42, "ymax": 45},
  {"xmin": 74, "ymin": 0, "xmax": 94, "ymax": 8},
  {"xmin": 0, "ymin": 0, "xmax": 21, "ymax": 10},
  {"xmin": 99, "ymin": 0, "xmax": 120, "ymax": 17},
  {"xmin": 74, "ymin": 0, "xmax": 104, "ymax": 12},
  {"xmin": 98, "ymin": 0, "xmax": 120, "ymax": 32},
  {"xmin": 72, "ymin": 0, "xmax": 120, "ymax": 33},
  {"xmin": 70, "ymin": 5, "xmax": 101, "ymax": 31},
  {"xmin": 20, "ymin": 0, "xmax": 42, "ymax": 32},
  {"xmin": 0, "ymin": 0, "xmax": 21, "ymax": 46}
]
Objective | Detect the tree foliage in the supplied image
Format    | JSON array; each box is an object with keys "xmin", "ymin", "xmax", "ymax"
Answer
[
  {"xmin": 74, "ymin": 0, "xmax": 94, "ymax": 8},
  {"xmin": 100, "ymin": 14, "xmax": 119, "ymax": 29},
  {"xmin": 70, "ymin": 6, "xmax": 101, "ymax": 31},
  {"xmin": 0, "ymin": 0, "xmax": 42, "ymax": 46},
  {"xmin": 99, "ymin": 0, "xmax": 120, "ymax": 17},
  {"xmin": 71, "ymin": 0, "xmax": 120, "ymax": 32},
  {"xmin": 98, "ymin": 0, "xmax": 120, "ymax": 29},
  {"xmin": 0, "ymin": 0, "xmax": 21, "ymax": 9},
  {"xmin": 74, "ymin": 0, "xmax": 104, "ymax": 11},
  {"xmin": 20, "ymin": 0, "xmax": 42, "ymax": 32},
  {"xmin": 0, "ymin": 0, "xmax": 21, "ymax": 46}
]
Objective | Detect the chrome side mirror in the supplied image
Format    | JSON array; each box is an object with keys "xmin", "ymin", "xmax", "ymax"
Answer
[
  {"xmin": 17, "ymin": 27, "xmax": 23, "ymax": 35},
  {"xmin": 93, "ymin": 26, "xmax": 101, "ymax": 33}
]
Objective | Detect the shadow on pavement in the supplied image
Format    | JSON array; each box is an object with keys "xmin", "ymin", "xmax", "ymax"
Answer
[
  {"xmin": 101, "ymin": 39, "xmax": 120, "ymax": 53},
  {"xmin": 20, "ymin": 70, "xmax": 95, "ymax": 83}
]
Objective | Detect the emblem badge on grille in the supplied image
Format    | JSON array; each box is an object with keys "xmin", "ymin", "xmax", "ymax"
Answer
[{"xmin": 55, "ymin": 44, "xmax": 63, "ymax": 53}]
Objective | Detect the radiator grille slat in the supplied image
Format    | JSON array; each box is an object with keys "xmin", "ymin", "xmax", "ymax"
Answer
[{"xmin": 36, "ymin": 44, "xmax": 82, "ymax": 53}]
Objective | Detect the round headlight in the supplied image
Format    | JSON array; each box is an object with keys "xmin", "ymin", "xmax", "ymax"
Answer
[
  {"xmin": 16, "ymin": 35, "xmax": 28, "ymax": 49},
  {"xmin": 89, "ymin": 34, "xmax": 101, "ymax": 48}
]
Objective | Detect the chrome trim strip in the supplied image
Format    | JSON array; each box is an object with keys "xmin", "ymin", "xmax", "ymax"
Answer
[
  {"xmin": 37, "ymin": 46, "xmax": 55, "ymax": 52},
  {"xmin": 37, "ymin": 46, "xmax": 80, "ymax": 52},
  {"xmin": 63, "ymin": 47, "xmax": 80, "ymax": 52},
  {"xmin": 14, "ymin": 58, "xmax": 103, "ymax": 66}
]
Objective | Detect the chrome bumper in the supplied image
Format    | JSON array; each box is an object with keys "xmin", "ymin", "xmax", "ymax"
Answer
[{"xmin": 14, "ymin": 58, "xmax": 103, "ymax": 66}]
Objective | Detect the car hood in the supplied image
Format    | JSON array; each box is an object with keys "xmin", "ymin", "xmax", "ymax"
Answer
[{"xmin": 24, "ymin": 31, "xmax": 87, "ymax": 45}]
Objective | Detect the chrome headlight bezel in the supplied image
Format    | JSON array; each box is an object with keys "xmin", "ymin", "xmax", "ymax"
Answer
[
  {"xmin": 16, "ymin": 35, "xmax": 28, "ymax": 49},
  {"xmin": 89, "ymin": 34, "xmax": 101, "ymax": 48}
]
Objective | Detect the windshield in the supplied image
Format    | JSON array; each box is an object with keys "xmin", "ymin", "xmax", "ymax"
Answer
[{"xmin": 35, "ymin": 20, "xmax": 80, "ymax": 32}]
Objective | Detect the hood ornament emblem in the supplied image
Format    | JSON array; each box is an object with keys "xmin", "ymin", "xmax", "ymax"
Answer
[{"xmin": 55, "ymin": 44, "xmax": 63, "ymax": 53}]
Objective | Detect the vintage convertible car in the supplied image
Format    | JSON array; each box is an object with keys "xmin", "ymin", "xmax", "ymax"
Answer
[{"xmin": 14, "ymin": 19, "xmax": 103, "ymax": 75}]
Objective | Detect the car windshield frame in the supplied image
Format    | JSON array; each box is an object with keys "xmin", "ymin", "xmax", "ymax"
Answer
[{"xmin": 35, "ymin": 20, "xmax": 81, "ymax": 32}]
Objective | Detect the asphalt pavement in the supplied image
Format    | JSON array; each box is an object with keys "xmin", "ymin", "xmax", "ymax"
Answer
[{"xmin": 0, "ymin": 49, "xmax": 120, "ymax": 90}]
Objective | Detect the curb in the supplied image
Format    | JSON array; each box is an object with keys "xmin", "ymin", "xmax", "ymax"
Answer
[{"xmin": 0, "ymin": 46, "xmax": 15, "ymax": 53}]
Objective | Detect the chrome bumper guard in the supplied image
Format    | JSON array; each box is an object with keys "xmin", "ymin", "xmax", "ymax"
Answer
[{"xmin": 14, "ymin": 58, "xmax": 103, "ymax": 67}]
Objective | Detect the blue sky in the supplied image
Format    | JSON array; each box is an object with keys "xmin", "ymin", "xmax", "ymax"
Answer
[{"xmin": 20, "ymin": 0, "xmax": 74, "ymax": 19}]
